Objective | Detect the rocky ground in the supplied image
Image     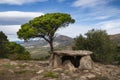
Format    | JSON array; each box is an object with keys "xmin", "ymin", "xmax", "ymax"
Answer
[{"xmin": 0, "ymin": 59, "xmax": 120, "ymax": 80}]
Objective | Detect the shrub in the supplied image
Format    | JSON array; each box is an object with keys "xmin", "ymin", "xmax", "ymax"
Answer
[
  {"xmin": 0, "ymin": 31, "xmax": 9, "ymax": 58},
  {"xmin": 5, "ymin": 42, "xmax": 31, "ymax": 60},
  {"xmin": 73, "ymin": 29, "xmax": 116, "ymax": 64},
  {"xmin": 0, "ymin": 31, "xmax": 31, "ymax": 60}
]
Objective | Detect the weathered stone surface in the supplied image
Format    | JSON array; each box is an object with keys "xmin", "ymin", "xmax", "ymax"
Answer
[
  {"xmin": 52, "ymin": 50, "xmax": 93, "ymax": 70},
  {"xmin": 53, "ymin": 54, "xmax": 62, "ymax": 67},
  {"xmin": 53, "ymin": 50, "xmax": 92, "ymax": 56},
  {"xmin": 63, "ymin": 60, "xmax": 76, "ymax": 71},
  {"xmin": 36, "ymin": 70, "xmax": 44, "ymax": 74},
  {"xmin": 52, "ymin": 68, "xmax": 63, "ymax": 72},
  {"xmin": 79, "ymin": 55, "xmax": 93, "ymax": 70}
]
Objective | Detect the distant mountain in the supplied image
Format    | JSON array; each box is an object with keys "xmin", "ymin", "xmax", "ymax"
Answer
[
  {"xmin": 109, "ymin": 33, "xmax": 120, "ymax": 46},
  {"xmin": 54, "ymin": 35, "xmax": 74, "ymax": 46},
  {"xmin": 20, "ymin": 35, "xmax": 74, "ymax": 48}
]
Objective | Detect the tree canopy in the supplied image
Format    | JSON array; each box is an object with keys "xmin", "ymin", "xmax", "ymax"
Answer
[
  {"xmin": 17, "ymin": 13, "xmax": 75, "ymax": 52},
  {"xmin": 0, "ymin": 31, "xmax": 8, "ymax": 43}
]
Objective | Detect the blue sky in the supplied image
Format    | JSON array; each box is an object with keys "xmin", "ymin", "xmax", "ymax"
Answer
[{"xmin": 0, "ymin": 0, "xmax": 120, "ymax": 41}]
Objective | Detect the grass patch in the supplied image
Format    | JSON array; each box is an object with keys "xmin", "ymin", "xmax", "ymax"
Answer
[
  {"xmin": 27, "ymin": 47, "xmax": 50, "ymax": 60},
  {"xmin": 31, "ymin": 53, "xmax": 50, "ymax": 60},
  {"xmin": 18, "ymin": 64, "xmax": 27, "ymax": 68},
  {"xmin": 43, "ymin": 71, "xmax": 59, "ymax": 78},
  {"xmin": 15, "ymin": 70, "xmax": 29, "ymax": 74},
  {"xmin": 3, "ymin": 64, "xmax": 15, "ymax": 69},
  {"xmin": 0, "ymin": 71, "xmax": 5, "ymax": 75}
]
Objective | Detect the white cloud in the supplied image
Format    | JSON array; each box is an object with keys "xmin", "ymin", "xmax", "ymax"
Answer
[
  {"xmin": 57, "ymin": 24, "xmax": 92, "ymax": 38},
  {"xmin": 0, "ymin": 0, "xmax": 47, "ymax": 5},
  {"xmin": 0, "ymin": 25, "xmax": 20, "ymax": 35},
  {"xmin": 73, "ymin": 0, "xmax": 108, "ymax": 8},
  {"xmin": 97, "ymin": 19, "xmax": 120, "ymax": 30},
  {"xmin": 72, "ymin": 0, "xmax": 120, "ymax": 22},
  {"xmin": 96, "ymin": 19, "xmax": 120, "ymax": 34},
  {"xmin": 0, "ymin": 25, "xmax": 21, "ymax": 41},
  {"xmin": 0, "ymin": 11, "xmax": 44, "ymax": 25},
  {"xmin": 0, "ymin": 11, "xmax": 44, "ymax": 18},
  {"xmin": 79, "ymin": 15, "xmax": 112, "ymax": 21}
]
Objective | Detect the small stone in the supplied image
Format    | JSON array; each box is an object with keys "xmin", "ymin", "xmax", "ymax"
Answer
[
  {"xmin": 96, "ymin": 71, "xmax": 102, "ymax": 75},
  {"xmin": 10, "ymin": 62, "xmax": 17, "ymax": 65},
  {"xmin": 22, "ymin": 63, "xmax": 29, "ymax": 66},
  {"xmin": 83, "ymin": 70, "xmax": 89, "ymax": 73},
  {"xmin": 79, "ymin": 76, "xmax": 87, "ymax": 80},
  {"xmin": 16, "ymin": 67, "xmax": 20, "ymax": 69},
  {"xmin": 85, "ymin": 73, "xmax": 96, "ymax": 79},
  {"xmin": 52, "ymin": 68, "xmax": 63, "ymax": 72},
  {"xmin": 36, "ymin": 70, "xmax": 44, "ymax": 74},
  {"xmin": 8, "ymin": 69, "xmax": 14, "ymax": 73},
  {"xmin": 61, "ymin": 73, "xmax": 65, "ymax": 76}
]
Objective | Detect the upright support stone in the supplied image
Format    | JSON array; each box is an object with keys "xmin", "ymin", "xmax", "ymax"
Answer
[
  {"xmin": 63, "ymin": 60, "xmax": 75, "ymax": 71},
  {"xmin": 53, "ymin": 54, "xmax": 62, "ymax": 67},
  {"xmin": 79, "ymin": 55, "xmax": 93, "ymax": 70}
]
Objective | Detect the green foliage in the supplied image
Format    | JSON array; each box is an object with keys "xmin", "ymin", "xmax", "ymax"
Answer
[
  {"xmin": 32, "ymin": 53, "xmax": 50, "ymax": 60},
  {"xmin": 0, "ymin": 31, "xmax": 30, "ymax": 60},
  {"xmin": 72, "ymin": 34, "xmax": 87, "ymax": 50},
  {"xmin": 3, "ymin": 64, "xmax": 15, "ymax": 69},
  {"xmin": 0, "ymin": 31, "xmax": 8, "ymax": 42},
  {"xmin": 114, "ymin": 47, "xmax": 120, "ymax": 64},
  {"xmin": 29, "ymin": 13, "xmax": 75, "ymax": 37},
  {"xmin": 0, "ymin": 31, "xmax": 9, "ymax": 58},
  {"xmin": 43, "ymin": 71, "xmax": 58, "ymax": 78},
  {"xmin": 17, "ymin": 13, "xmax": 75, "ymax": 52},
  {"xmin": 17, "ymin": 23, "xmax": 37, "ymax": 41},
  {"xmin": 73, "ymin": 29, "xmax": 116, "ymax": 64},
  {"xmin": 5, "ymin": 42, "xmax": 31, "ymax": 60}
]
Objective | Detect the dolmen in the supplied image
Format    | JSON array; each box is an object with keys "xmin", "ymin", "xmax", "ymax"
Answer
[{"xmin": 52, "ymin": 50, "xmax": 93, "ymax": 70}]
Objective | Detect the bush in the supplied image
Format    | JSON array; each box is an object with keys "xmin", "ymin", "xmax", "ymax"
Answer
[
  {"xmin": 5, "ymin": 42, "xmax": 31, "ymax": 60},
  {"xmin": 0, "ymin": 31, "xmax": 9, "ymax": 58},
  {"xmin": 114, "ymin": 47, "xmax": 120, "ymax": 64},
  {"xmin": 73, "ymin": 29, "xmax": 116, "ymax": 64},
  {"xmin": 0, "ymin": 31, "xmax": 31, "ymax": 60}
]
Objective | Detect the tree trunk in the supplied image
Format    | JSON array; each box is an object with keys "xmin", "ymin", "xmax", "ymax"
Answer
[
  {"xmin": 49, "ymin": 40, "xmax": 54, "ymax": 53},
  {"xmin": 49, "ymin": 39, "xmax": 55, "ymax": 67},
  {"xmin": 49, "ymin": 39, "xmax": 54, "ymax": 54}
]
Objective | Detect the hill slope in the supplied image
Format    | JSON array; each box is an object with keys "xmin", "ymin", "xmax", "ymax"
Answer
[
  {"xmin": 109, "ymin": 33, "xmax": 120, "ymax": 46},
  {"xmin": 21, "ymin": 35, "xmax": 74, "ymax": 48}
]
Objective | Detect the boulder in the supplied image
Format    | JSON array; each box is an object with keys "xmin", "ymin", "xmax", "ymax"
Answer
[
  {"xmin": 63, "ymin": 60, "xmax": 75, "ymax": 71},
  {"xmin": 79, "ymin": 55, "xmax": 93, "ymax": 70}
]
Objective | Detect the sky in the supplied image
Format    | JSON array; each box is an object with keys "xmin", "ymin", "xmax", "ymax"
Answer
[{"xmin": 0, "ymin": 0, "xmax": 120, "ymax": 41}]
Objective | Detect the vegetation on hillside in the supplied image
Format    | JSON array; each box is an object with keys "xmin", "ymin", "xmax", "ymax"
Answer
[
  {"xmin": 0, "ymin": 31, "xmax": 30, "ymax": 60},
  {"xmin": 72, "ymin": 29, "xmax": 120, "ymax": 64}
]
